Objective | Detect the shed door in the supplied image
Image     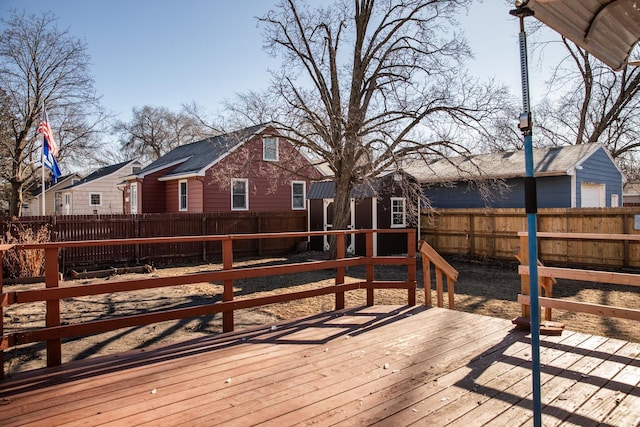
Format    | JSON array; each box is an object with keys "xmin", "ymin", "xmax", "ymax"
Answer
[
  {"xmin": 581, "ymin": 183, "xmax": 605, "ymax": 207},
  {"xmin": 323, "ymin": 199, "xmax": 355, "ymax": 254}
]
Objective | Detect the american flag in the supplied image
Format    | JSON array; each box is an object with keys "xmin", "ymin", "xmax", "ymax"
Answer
[{"xmin": 38, "ymin": 107, "xmax": 59, "ymax": 157}]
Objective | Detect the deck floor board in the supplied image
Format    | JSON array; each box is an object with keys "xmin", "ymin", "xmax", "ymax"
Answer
[{"xmin": 1, "ymin": 305, "xmax": 639, "ymax": 427}]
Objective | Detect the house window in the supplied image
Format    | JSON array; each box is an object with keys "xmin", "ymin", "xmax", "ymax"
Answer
[
  {"xmin": 179, "ymin": 180, "xmax": 188, "ymax": 211},
  {"xmin": 263, "ymin": 136, "xmax": 279, "ymax": 161},
  {"xmin": 232, "ymin": 179, "xmax": 248, "ymax": 210},
  {"xmin": 292, "ymin": 181, "xmax": 306, "ymax": 210},
  {"xmin": 391, "ymin": 197, "xmax": 406, "ymax": 228},
  {"xmin": 90, "ymin": 193, "xmax": 102, "ymax": 206}
]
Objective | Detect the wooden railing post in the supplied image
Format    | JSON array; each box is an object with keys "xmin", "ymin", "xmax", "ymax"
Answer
[
  {"xmin": 419, "ymin": 240, "xmax": 458, "ymax": 309},
  {"xmin": 435, "ymin": 268, "xmax": 444, "ymax": 307},
  {"xmin": 519, "ymin": 234, "xmax": 531, "ymax": 318},
  {"xmin": 366, "ymin": 231, "xmax": 374, "ymax": 306},
  {"xmin": 45, "ymin": 247, "xmax": 62, "ymax": 367},
  {"xmin": 222, "ymin": 239, "xmax": 234, "ymax": 333},
  {"xmin": 335, "ymin": 233, "xmax": 345, "ymax": 310},
  {"xmin": 407, "ymin": 229, "xmax": 416, "ymax": 306},
  {"xmin": 423, "ymin": 256, "xmax": 432, "ymax": 307}
]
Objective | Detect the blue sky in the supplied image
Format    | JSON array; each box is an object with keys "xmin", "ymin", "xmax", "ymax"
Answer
[{"xmin": 1, "ymin": 1, "xmax": 561, "ymax": 122}]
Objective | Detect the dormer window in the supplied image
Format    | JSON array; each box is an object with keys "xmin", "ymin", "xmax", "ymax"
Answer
[{"xmin": 263, "ymin": 136, "xmax": 279, "ymax": 161}]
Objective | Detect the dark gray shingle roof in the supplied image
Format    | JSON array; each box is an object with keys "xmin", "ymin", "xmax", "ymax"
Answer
[
  {"xmin": 136, "ymin": 124, "xmax": 265, "ymax": 178},
  {"xmin": 67, "ymin": 161, "xmax": 135, "ymax": 188}
]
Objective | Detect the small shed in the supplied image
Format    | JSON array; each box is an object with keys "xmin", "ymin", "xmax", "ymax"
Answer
[
  {"xmin": 405, "ymin": 143, "xmax": 624, "ymax": 209},
  {"xmin": 307, "ymin": 172, "xmax": 417, "ymax": 256}
]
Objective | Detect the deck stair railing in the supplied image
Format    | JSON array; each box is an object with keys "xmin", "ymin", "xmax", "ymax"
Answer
[
  {"xmin": 0, "ymin": 229, "xmax": 416, "ymax": 379},
  {"xmin": 518, "ymin": 232, "xmax": 640, "ymax": 324},
  {"xmin": 419, "ymin": 240, "xmax": 458, "ymax": 309}
]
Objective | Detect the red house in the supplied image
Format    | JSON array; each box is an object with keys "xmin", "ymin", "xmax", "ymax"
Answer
[{"xmin": 122, "ymin": 124, "xmax": 324, "ymax": 214}]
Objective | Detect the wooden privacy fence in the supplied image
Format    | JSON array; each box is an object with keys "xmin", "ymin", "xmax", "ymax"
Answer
[
  {"xmin": 1, "ymin": 212, "xmax": 307, "ymax": 270},
  {"xmin": 518, "ymin": 232, "xmax": 640, "ymax": 323},
  {"xmin": 420, "ymin": 208, "xmax": 640, "ymax": 269},
  {"xmin": 0, "ymin": 228, "xmax": 416, "ymax": 379}
]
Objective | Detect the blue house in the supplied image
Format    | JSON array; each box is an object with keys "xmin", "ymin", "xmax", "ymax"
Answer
[{"xmin": 405, "ymin": 143, "xmax": 624, "ymax": 209}]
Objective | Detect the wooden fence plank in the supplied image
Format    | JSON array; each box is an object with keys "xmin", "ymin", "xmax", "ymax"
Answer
[
  {"xmin": 1, "ymin": 212, "xmax": 307, "ymax": 269},
  {"xmin": 420, "ymin": 208, "xmax": 640, "ymax": 268}
]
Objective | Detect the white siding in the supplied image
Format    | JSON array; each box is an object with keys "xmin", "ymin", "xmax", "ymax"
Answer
[{"xmin": 67, "ymin": 163, "xmax": 139, "ymax": 215}]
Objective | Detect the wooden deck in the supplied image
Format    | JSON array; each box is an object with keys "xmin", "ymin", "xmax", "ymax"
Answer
[{"xmin": 1, "ymin": 306, "xmax": 639, "ymax": 426}]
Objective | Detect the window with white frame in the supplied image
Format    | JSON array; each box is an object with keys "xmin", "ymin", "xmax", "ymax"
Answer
[
  {"xmin": 263, "ymin": 136, "xmax": 279, "ymax": 161},
  {"xmin": 390, "ymin": 197, "xmax": 406, "ymax": 227},
  {"xmin": 90, "ymin": 193, "xmax": 102, "ymax": 206},
  {"xmin": 179, "ymin": 180, "xmax": 188, "ymax": 211},
  {"xmin": 292, "ymin": 181, "xmax": 306, "ymax": 210},
  {"xmin": 232, "ymin": 179, "xmax": 248, "ymax": 210}
]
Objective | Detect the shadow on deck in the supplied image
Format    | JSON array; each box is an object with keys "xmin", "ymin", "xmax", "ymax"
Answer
[{"xmin": 1, "ymin": 306, "xmax": 639, "ymax": 426}]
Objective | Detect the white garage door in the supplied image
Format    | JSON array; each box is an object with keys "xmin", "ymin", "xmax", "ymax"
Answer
[{"xmin": 581, "ymin": 183, "xmax": 605, "ymax": 207}]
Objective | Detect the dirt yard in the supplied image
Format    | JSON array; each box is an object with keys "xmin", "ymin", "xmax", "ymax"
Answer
[{"xmin": 3, "ymin": 252, "xmax": 639, "ymax": 376}]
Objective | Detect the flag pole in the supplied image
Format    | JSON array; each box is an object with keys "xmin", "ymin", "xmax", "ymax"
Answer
[
  {"xmin": 41, "ymin": 157, "xmax": 46, "ymax": 215},
  {"xmin": 41, "ymin": 104, "xmax": 46, "ymax": 216}
]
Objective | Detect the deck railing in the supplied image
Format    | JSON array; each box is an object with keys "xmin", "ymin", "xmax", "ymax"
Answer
[
  {"xmin": 0, "ymin": 229, "xmax": 416, "ymax": 379},
  {"xmin": 418, "ymin": 240, "xmax": 458, "ymax": 309},
  {"xmin": 518, "ymin": 232, "xmax": 640, "ymax": 322}
]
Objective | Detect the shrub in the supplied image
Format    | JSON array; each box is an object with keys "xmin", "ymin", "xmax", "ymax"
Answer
[{"xmin": 2, "ymin": 224, "xmax": 51, "ymax": 277}]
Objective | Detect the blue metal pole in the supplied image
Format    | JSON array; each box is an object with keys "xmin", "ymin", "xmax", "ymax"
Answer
[{"xmin": 512, "ymin": 5, "xmax": 542, "ymax": 426}]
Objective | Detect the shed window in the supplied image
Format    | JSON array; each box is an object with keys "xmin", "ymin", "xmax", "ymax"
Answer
[
  {"xmin": 292, "ymin": 181, "xmax": 306, "ymax": 210},
  {"xmin": 232, "ymin": 179, "xmax": 248, "ymax": 210},
  {"xmin": 179, "ymin": 180, "xmax": 188, "ymax": 211},
  {"xmin": 90, "ymin": 193, "xmax": 102, "ymax": 206},
  {"xmin": 263, "ymin": 137, "xmax": 279, "ymax": 161},
  {"xmin": 391, "ymin": 197, "xmax": 406, "ymax": 228}
]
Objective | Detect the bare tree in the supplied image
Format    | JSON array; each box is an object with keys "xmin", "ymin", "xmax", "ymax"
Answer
[
  {"xmin": 0, "ymin": 10, "xmax": 106, "ymax": 216},
  {"xmin": 534, "ymin": 38, "xmax": 640, "ymax": 171},
  {"xmin": 252, "ymin": 0, "xmax": 508, "ymax": 256},
  {"xmin": 113, "ymin": 105, "xmax": 215, "ymax": 164}
]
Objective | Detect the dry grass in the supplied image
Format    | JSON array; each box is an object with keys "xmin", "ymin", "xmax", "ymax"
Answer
[{"xmin": 2, "ymin": 224, "xmax": 50, "ymax": 277}]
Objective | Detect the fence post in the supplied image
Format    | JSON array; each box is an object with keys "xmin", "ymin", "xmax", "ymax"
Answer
[
  {"xmin": 222, "ymin": 239, "xmax": 234, "ymax": 333},
  {"xmin": 45, "ymin": 246, "xmax": 62, "ymax": 367},
  {"xmin": 202, "ymin": 215, "xmax": 207, "ymax": 263}
]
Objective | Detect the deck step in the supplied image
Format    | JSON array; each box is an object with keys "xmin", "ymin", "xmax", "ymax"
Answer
[{"xmin": 512, "ymin": 316, "xmax": 565, "ymax": 336}]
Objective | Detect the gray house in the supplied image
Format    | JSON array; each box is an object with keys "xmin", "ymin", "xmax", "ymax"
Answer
[{"xmin": 404, "ymin": 143, "xmax": 624, "ymax": 209}]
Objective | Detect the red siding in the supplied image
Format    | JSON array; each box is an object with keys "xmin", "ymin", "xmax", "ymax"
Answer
[
  {"xmin": 165, "ymin": 180, "xmax": 179, "ymax": 213},
  {"xmin": 189, "ymin": 179, "xmax": 204, "ymax": 213},
  {"xmin": 143, "ymin": 168, "xmax": 174, "ymax": 213},
  {"xmin": 202, "ymin": 131, "xmax": 323, "ymax": 213}
]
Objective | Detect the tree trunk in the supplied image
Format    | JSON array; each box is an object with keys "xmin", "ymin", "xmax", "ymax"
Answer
[
  {"xmin": 329, "ymin": 173, "xmax": 353, "ymax": 259},
  {"xmin": 9, "ymin": 181, "xmax": 24, "ymax": 217}
]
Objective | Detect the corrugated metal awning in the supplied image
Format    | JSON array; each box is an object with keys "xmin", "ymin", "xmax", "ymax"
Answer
[{"xmin": 526, "ymin": 0, "xmax": 640, "ymax": 70}]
